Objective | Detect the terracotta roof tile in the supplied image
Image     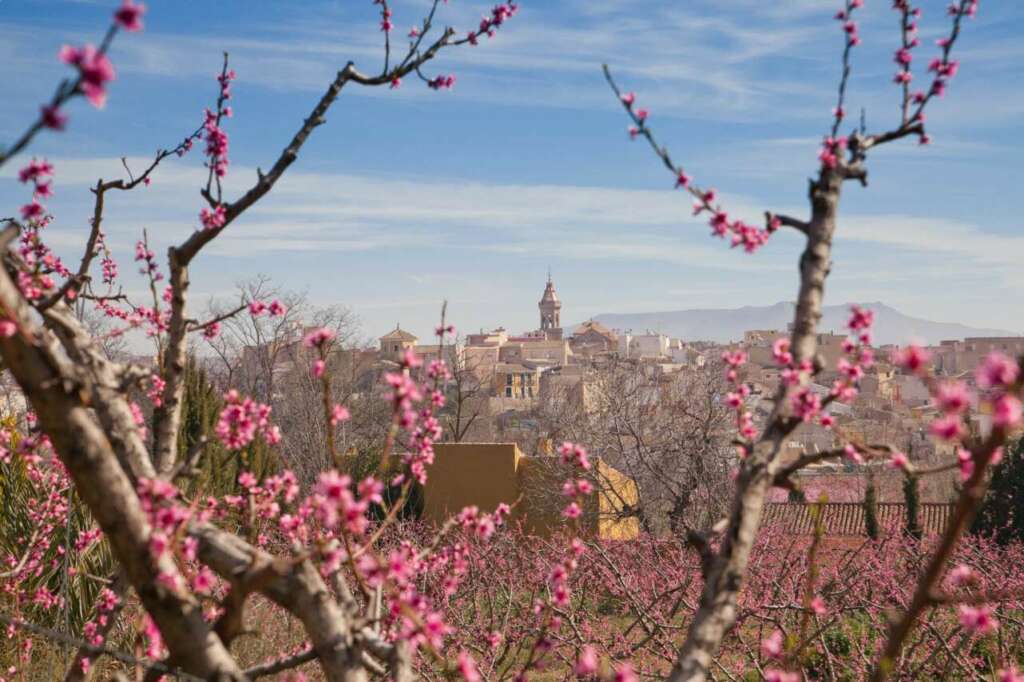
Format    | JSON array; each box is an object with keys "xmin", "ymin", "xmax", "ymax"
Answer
[{"xmin": 762, "ymin": 502, "xmax": 953, "ymax": 537}]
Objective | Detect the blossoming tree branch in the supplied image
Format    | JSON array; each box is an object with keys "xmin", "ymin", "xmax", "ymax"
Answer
[
  {"xmin": 0, "ymin": 1, "xmax": 536, "ymax": 680},
  {"xmin": 605, "ymin": 1, "xmax": 1021, "ymax": 680}
]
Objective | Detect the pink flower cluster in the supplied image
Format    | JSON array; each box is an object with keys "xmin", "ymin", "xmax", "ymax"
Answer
[
  {"xmin": 818, "ymin": 134, "xmax": 847, "ymax": 170},
  {"xmin": 147, "ymin": 373, "xmax": 166, "ymax": 408},
  {"xmin": 427, "ymin": 74, "xmax": 456, "ymax": 90},
  {"xmin": 200, "ymin": 204, "xmax": 226, "ymax": 231},
  {"xmin": 134, "ymin": 239, "xmax": 162, "ymax": 282},
  {"xmin": 113, "ymin": 0, "xmax": 146, "ymax": 32},
  {"xmin": 214, "ymin": 389, "xmax": 281, "ymax": 450},
  {"xmin": 311, "ymin": 471, "xmax": 381, "ymax": 534},
  {"xmin": 830, "ymin": 304, "xmax": 874, "ymax": 404},
  {"xmin": 381, "ymin": 350, "xmax": 443, "ymax": 484},
  {"xmin": 558, "ymin": 441, "xmax": 593, "ymax": 520},
  {"xmin": 203, "ymin": 67, "xmax": 235, "ymax": 178},
  {"xmin": 248, "ymin": 299, "xmax": 287, "ymax": 318},
  {"xmin": 18, "ymin": 158, "xmax": 54, "ymax": 201},
  {"xmin": 58, "ymin": 44, "xmax": 115, "ymax": 108},
  {"xmin": 468, "ymin": 3, "xmax": 519, "ymax": 44},
  {"xmin": 721, "ymin": 349, "xmax": 757, "ymax": 441}
]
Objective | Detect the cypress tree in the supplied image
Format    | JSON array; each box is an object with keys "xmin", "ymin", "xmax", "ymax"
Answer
[
  {"xmin": 903, "ymin": 473, "xmax": 922, "ymax": 540},
  {"xmin": 177, "ymin": 355, "xmax": 279, "ymax": 498},
  {"xmin": 863, "ymin": 473, "xmax": 879, "ymax": 540}
]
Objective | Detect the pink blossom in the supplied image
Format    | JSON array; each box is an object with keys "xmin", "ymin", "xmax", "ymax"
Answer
[
  {"xmin": 614, "ymin": 663, "xmax": 638, "ymax": 682},
  {"xmin": 844, "ymin": 444, "xmax": 864, "ymax": 464},
  {"xmin": 948, "ymin": 563, "xmax": 975, "ymax": 587},
  {"xmin": 791, "ymin": 388, "xmax": 821, "ymax": 422},
  {"xmin": 999, "ymin": 667, "xmax": 1024, "ymax": 682},
  {"xmin": 761, "ymin": 629, "xmax": 784, "ymax": 659},
  {"xmin": 21, "ymin": 200, "xmax": 45, "ymax": 220},
  {"xmin": 330, "ymin": 404, "xmax": 350, "ymax": 425},
  {"xmin": 959, "ymin": 604, "xmax": 998, "ymax": 635},
  {"xmin": 192, "ymin": 566, "xmax": 215, "ymax": 594},
  {"xmin": 303, "ymin": 327, "xmax": 336, "ymax": 348},
  {"xmin": 976, "ymin": 352, "xmax": 1019, "ymax": 389},
  {"xmin": 721, "ymin": 349, "xmax": 747, "ymax": 369},
  {"xmin": 18, "ymin": 158, "xmax": 54, "ymax": 185},
  {"xmin": 113, "ymin": 0, "xmax": 146, "ymax": 32},
  {"xmin": 456, "ymin": 651, "xmax": 480, "ymax": 682},
  {"xmin": 620, "ymin": 92, "xmax": 635, "ymax": 107},
  {"xmin": 200, "ymin": 205, "xmax": 227, "ymax": 231},
  {"xmin": 889, "ymin": 452, "xmax": 910, "ymax": 470},
  {"xmin": 558, "ymin": 441, "xmax": 591, "ymax": 470},
  {"xmin": 312, "ymin": 359, "xmax": 326, "ymax": 378},
  {"xmin": 993, "ymin": 394, "xmax": 1023, "ymax": 429},
  {"xmin": 0, "ymin": 319, "xmax": 16, "ymax": 337},
  {"xmin": 427, "ymin": 74, "xmax": 456, "ymax": 90},
  {"xmin": 847, "ymin": 304, "xmax": 874, "ymax": 331},
  {"xmin": 935, "ymin": 381, "xmax": 971, "ymax": 414},
  {"xmin": 575, "ymin": 645, "xmax": 599, "ymax": 677},
  {"xmin": 41, "ymin": 105, "xmax": 68, "ymax": 130},
  {"xmin": 215, "ymin": 390, "xmax": 277, "ymax": 450},
  {"xmin": 765, "ymin": 671, "xmax": 800, "ymax": 682},
  {"xmin": 930, "ymin": 414, "xmax": 965, "ymax": 442},
  {"xmin": 772, "ymin": 337, "xmax": 792, "ymax": 366},
  {"xmin": 958, "ymin": 448, "xmax": 975, "ymax": 482},
  {"xmin": 59, "ymin": 44, "xmax": 115, "ymax": 108},
  {"xmin": 894, "ymin": 344, "xmax": 931, "ymax": 374}
]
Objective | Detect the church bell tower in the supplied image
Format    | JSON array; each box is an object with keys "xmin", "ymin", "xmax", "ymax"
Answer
[{"xmin": 538, "ymin": 271, "xmax": 562, "ymax": 337}]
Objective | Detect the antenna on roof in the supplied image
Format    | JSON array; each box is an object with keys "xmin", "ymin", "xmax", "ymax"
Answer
[{"xmin": 547, "ymin": 266, "xmax": 552, "ymax": 282}]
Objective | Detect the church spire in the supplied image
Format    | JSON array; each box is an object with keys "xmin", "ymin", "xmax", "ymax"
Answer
[{"xmin": 539, "ymin": 272, "xmax": 561, "ymax": 332}]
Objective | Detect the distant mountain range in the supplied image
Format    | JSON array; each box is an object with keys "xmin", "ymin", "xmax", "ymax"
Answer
[{"xmin": 588, "ymin": 302, "xmax": 1018, "ymax": 346}]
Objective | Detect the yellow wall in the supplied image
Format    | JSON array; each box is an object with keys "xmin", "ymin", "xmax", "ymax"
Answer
[
  {"xmin": 421, "ymin": 443, "xmax": 522, "ymax": 521},
  {"xmin": 421, "ymin": 442, "xmax": 639, "ymax": 540}
]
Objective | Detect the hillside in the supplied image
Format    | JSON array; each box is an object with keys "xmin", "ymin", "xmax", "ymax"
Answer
[{"xmin": 589, "ymin": 302, "xmax": 1018, "ymax": 346}]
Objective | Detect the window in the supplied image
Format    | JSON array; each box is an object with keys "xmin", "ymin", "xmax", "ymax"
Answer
[
  {"xmin": 505, "ymin": 387, "xmax": 512, "ymax": 397},
  {"xmin": 393, "ymin": 344, "xmax": 399, "ymax": 352},
  {"xmin": 506, "ymin": 374, "xmax": 513, "ymax": 385}
]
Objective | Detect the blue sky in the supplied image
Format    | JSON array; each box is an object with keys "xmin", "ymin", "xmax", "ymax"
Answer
[{"xmin": 1, "ymin": 0, "xmax": 1021, "ymax": 348}]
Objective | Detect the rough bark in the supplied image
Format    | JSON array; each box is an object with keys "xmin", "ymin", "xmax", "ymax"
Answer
[
  {"xmin": 667, "ymin": 171, "xmax": 841, "ymax": 682},
  {"xmin": 0, "ymin": 255, "xmax": 246, "ymax": 680}
]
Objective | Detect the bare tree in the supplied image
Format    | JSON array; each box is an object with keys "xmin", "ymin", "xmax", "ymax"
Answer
[
  {"xmin": 534, "ymin": 358, "xmax": 735, "ymax": 534},
  {"xmin": 440, "ymin": 340, "xmax": 490, "ymax": 443}
]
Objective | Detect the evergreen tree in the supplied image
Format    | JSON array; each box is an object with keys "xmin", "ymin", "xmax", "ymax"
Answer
[
  {"xmin": 903, "ymin": 473, "xmax": 922, "ymax": 540},
  {"xmin": 177, "ymin": 355, "xmax": 279, "ymax": 498},
  {"xmin": 971, "ymin": 436, "xmax": 1024, "ymax": 545},
  {"xmin": 863, "ymin": 473, "xmax": 879, "ymax": 540}
]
